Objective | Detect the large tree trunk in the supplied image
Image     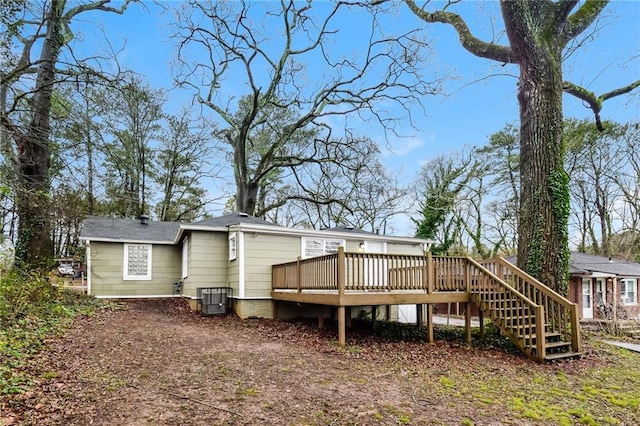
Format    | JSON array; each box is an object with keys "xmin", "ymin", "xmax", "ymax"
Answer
[
  {"xmin": 236, "ymin": 181, "xmax": 259, "ymax": 216},
  {"xmin": 14, "ymin": 0, "xmax": 64, "ymax": 269},
  {"xmin": 508, "ymin": 7, "xmax": 570, "ymax": 294}
]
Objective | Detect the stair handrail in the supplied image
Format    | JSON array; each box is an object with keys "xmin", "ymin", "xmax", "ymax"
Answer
[
  {"xmin": 479, "ymin": 257, "xmax": 582, "ymax": 353},
  {"xmin": 465, "ymin": 257, "xmax": 546, "ymax": 361}
]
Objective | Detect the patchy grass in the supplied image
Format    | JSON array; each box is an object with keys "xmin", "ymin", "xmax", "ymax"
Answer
[{"xmin": 2, "ymin": 299, "xmax": 639, "ymax": 425}]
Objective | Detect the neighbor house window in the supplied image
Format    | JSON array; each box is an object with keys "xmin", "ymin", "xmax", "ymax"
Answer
[
  {"xmin": 595, "ymin": 279, "xmax": 605, "ymax": 306},
  {"xmin": 229, "ymin": 233, "xmax": 237, "ymax": 261},
  {"xmin": 302, "ymin": 237, "xmax": 345, "ymax": 258},
  {"xmin": 181, "ymin": 236, "xmax": 189, "ymax": 279},
  {"xmin": 123, "ymin": 244, "xmax": 152, "ymax": 280},
  {"xmin": 621, "ymin": 278, "xmax": 637, "ymax": 305}
]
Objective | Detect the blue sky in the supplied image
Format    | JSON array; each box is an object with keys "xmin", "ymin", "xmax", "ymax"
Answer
[{"xmin": 75, "ymin": 1, "xmax": 639, "ymax": 233}]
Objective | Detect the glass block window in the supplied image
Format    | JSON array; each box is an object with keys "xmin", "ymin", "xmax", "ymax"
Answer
[{"xmin": 123, "ymin": 244, "xmax": 152, "ymax": 280}]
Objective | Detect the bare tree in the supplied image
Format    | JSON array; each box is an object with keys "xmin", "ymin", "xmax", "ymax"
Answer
[
  {"xmin": 173, "ymin": 0, "xmax": 438, "ymax": 217},
  {"xmin": 155, "ymin": 110, "xmax": 218, "ymax": 222},
  {"xmin": 400, "ymin": 0, "xmax": 640, "ymax": 294},
  {"xmin": 279, "ymin": 136, "xmax": 408, "ymax": 233},
  {"xmin": 0, "ymin": 0, "xmax": 137, "ymax": 269}
]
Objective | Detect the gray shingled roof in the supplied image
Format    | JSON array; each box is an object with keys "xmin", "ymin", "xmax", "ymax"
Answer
[
  {"xmin": 80, "ymin": 216, "xmax": 180, "ymax": 243},
  {"xmin": 192, "ymin": 212, "xmax": 279, "ymax": 227},
  {"xmin": 570, "ymin": 252, "xmax": 640, "ymax": 276},
  {"xmin": 322, "ymin": 225, "xmax": 375, "ymax": 235},
  {"xmin": 505, "ymin": 253, "xmax": 640, "ymax": 277}
]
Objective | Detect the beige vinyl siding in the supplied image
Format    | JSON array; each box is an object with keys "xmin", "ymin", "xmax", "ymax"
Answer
[
  {"xmin": 182, "ymin": 232, "xmax": 229, "ymax": 298},
  {"xmin": 89, "ymin": 242, "xmax": 181, "ymax": 297},
  {"xmin": 387, "ymin": 242, "xmax": 424, "ymax": 256},
  {"xmin": 243, "ymin": 233, "xmax": 301, "ymax": 298}
]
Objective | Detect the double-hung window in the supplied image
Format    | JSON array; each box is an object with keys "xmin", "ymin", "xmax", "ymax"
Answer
[
  {"xmin": 123, "ymin": 243, "xmax": 152, "ymax": 280},
  {"xmin": 301, "ymin": 237, "xmax": 345, "ymax": 258},
  {"xmin": 621, "ymin": 278, "xmax": 637, "ymax": 305}
]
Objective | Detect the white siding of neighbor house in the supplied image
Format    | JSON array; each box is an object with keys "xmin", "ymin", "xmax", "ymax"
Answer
[
  {"xmin": 181, "ymin": 232, "xmax": 229, "ymax": 298},
  {"xmin": 88, "ymin": 242, "xmax": 181, "ymax": 297}
]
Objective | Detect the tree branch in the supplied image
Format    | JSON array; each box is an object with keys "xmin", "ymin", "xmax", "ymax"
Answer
[
  {"xmin": 565, "ymin": 0, "xmax": 609, "ymax": 40},
  {"xmin": 402, "ymin": 0, "xmax": 514, "ymax": 63},
  {"xmin": 563, "ymin": 80, "xmax": 640, "ymax": 131}
]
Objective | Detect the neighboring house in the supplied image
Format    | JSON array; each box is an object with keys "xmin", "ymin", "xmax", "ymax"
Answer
[
  {"xmin": 567, "ymin": 252, "xmax": 640, "ymax": 321},
  {"xmin": 80, "ymin": 213, "xmax": 432, "ymax": 319},
  {"xmin": 506, "ymin": 253, "xmax": 640, "ymax": 320}
]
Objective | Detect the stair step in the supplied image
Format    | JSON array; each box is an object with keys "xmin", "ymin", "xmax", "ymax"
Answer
[
  {"xmin": 544, "ymin": 351, "xmax": 583, "ymax": 361},
  {"xmin": 545, "ymin": 340, "xmax": 572, "ymax": 350}
]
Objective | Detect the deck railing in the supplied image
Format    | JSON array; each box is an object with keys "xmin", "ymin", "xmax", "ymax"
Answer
[
  {"xmin": 272, "ymin": 249, "xmax": 473, "ymax": 293},
  {"xmin": 478, "ymin": 257, "xmax": 582, "ymax": 353},
  {"xmin": 466, "ymin": 258, "xmax": 545, "ymax": 359}
]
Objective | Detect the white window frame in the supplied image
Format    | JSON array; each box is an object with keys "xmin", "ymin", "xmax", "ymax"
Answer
[
  {"xmin": 229, "ymin": 233, "xmax": 237, "ymax": 261},
  {"xmin": 301, "ymin": 237, "xmax": 345, "ymax": 259},
  {"xmin": 123, "ymin": 243, "xmax": 152, "ymax": 281},
  {"xmin": 595, "ymin": 278, "xmax": 605, "ymax": 306},
  {"xmin": 621, "ymin": 278, "xmax": 637, "ymax": 306},
  {"xmin": 181, "ymin": 236, "xmax": 189, "ymax": 279}
]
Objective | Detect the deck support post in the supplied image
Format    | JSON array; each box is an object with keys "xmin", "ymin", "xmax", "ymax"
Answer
[
  {"xmin": 318, "ymin": 307, "xmax": 324, "ymax": 329},
  {"xmin": 465, "ymin": 302, "xmax": 472, "ymax": 346},
  {"xmin": 385, "ymin": 305, "xmax": 390, "ymax": 321},
  {"xmin": 478, "ymin": 309, "xmax": 485, "ymax": 339},
  {"xmin": 416, "ymin": 304, "xmax": 423, "ymax": 326},
  {"xmin": 372, "ymin": 306, "xmax": 377, "ymax": 330},
  {"xmin": 338, "ymin": 306, "xmax": 346, "ymax": 346},
  {"xmin": 425, "ymin": 304, "xmax": 434, "ymax": 343}
]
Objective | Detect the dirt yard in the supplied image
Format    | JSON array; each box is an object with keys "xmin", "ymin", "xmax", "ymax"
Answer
[{"xmin": 2, "ymin": 299, "xmax": 633, "ymax": 425}]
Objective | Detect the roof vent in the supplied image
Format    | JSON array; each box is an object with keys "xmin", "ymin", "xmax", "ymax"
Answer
[
  {"xmin": 238, "ymin": 212, "xmax": 249, "ymax": 217},
  {"xmin": 140, "ymin": 215, "xmax": 149, "ymax": 225},
  {"xmin": 345, "ymin": 225, "xmax": 354, "ymax": 230}
]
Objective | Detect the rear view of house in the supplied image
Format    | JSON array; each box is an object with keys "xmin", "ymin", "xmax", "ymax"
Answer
[{"xmin": 80, "ymin": 213, "xmax": 430, "ymax": 319}]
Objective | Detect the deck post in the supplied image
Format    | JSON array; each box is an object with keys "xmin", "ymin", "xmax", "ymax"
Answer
[
  {"xmin": 535, "ymin": 305, "xmax": 546, "ymax": 362},
  {"xmin": 416, "ymin": 304, "xmax": 423, "ymax": 326},
  {"xmin": 337, "ymin": 247, "xmax": 345, "ymax": 298},
  {"xmin": 464, "ymin": 302, "xmax": 472, "ymax": 346},
  {"xmin": 318, "ymin": 307, "xmax": 324, "ymax": 329},
  {"xmin": 338, "ymin": 306, "xmax": 346, "ymax": 346},
  {"xmin": 478, "ymin": 309, "xmax": 485, "ymax": 339},
  {"xmin": 297, "ymin": 256, "xmax": 302, "ymax": 294},
  {"xmin": 427, "ymin": 252, "xmax": 434, "ymax": 293},
  {"xmin": 372, "ymin": 306, "xmax": 377, "ymax": 330},
  {"xmin": 570, "ymin": 303, "xmax": 582, "ymax": 352},
  {"xmin": 385, "ymin": 305, "xmax": 390, "ymax": 321},
  {"xmin": 426, "ymin": 304, "xmax": 434, "ymax": 343}
]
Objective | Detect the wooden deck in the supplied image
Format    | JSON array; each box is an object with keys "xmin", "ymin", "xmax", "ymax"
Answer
[{"xmin": 272, "ymin": 248, "xmax": 582, "ymax": 362}]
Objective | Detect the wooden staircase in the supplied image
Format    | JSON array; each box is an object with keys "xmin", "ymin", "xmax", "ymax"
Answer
[{"xmin": 468, "ymin": 257, "xmax": 582, "ymax": 362}]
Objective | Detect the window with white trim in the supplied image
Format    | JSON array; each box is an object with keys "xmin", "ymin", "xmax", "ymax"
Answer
[
  {"xmin": 301, "ymin": 237, "xmax": 345, "ymax": 258},
  {"xmin": 229, "ymin": 233, "xmax": 237, "ymax": 261},
  {"xmin": 181, "ymin": 236, "xmax": 189, "ymax": 279},
  {"xmin": 621, "ymin": 278, "xmax": 637, "ymax": 305},
  {"xmin": 123, "ymin": 243, "xmax": 152, "ymax": 280}
]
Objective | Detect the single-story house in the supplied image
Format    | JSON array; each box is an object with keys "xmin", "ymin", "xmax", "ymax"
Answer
[
  {"xmin": 79, "ymin": 213, "xmax": 432, "ymax": 319},
  {"xmin": 506, "ymin": 253, "xmax": 640, "ymax": 321},
  {"xmin": 567, "ymin": 252, "xmax": 640, "ymax": 321}
]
